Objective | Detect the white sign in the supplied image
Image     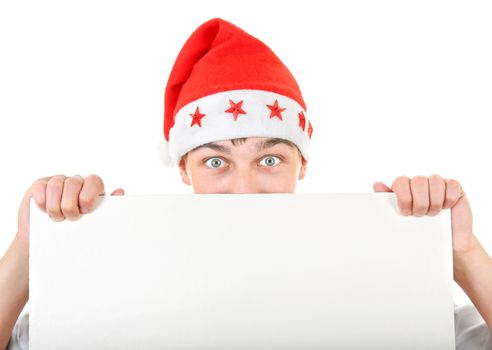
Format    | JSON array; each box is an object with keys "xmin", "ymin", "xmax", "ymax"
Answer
[{"xmin": 29, "ymin": 193, "xmax": 455, "ymax": 349}]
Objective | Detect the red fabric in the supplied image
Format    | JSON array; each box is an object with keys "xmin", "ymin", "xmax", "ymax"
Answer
[{"xmin": 163, "ymin": 17, "xmax": 307, "ymax": 141}]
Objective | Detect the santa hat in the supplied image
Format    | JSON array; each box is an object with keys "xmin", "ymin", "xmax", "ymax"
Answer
[{"xmin": 157, "ymin": 17, "xmax": 313, "ymax": 166}]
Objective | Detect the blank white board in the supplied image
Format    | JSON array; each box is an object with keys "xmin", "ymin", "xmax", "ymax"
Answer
[{"xmin": 29, "ymin": 193, "xmax": 455, "ymax": 349}]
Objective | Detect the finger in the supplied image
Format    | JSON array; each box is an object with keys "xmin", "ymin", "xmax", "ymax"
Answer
[
  {"xmin": 443, "ymin": 179, "xmax": 464, "ymax": 209},
  {"xmin": 391, "ymin": 176, "xmax": 412, "ymax": 216},
  {"xmin": 30, "ymin": 179, "xmax": 49, "ymax": 213},
  {"xmin": 45, "ymin": 175, "xmax": 67, "ymax": 221},
  {"xmin": 427, "ymin": 174, "xmax": 446, "ymax": 216},
  {"xmin": 410, "ymin": 176, "xmax": 429, "ymax": 217},
  {"xmin": 373, "ymin": 182, "xmax": 392, "ymax": 192},
  {"xmin": 78, "ymin": 175, "xmax": 105, "ymax": 214},
  {"xmin": 60, "ymin": 175, "xmax": 85, "ymax": 220},
  {"xmin": 30, "ymin": 175, "xmax": 66, "ymax": 213},
  {"xmin": 110, "ymin": 188, "xmax": 125, "ymax": 196}
]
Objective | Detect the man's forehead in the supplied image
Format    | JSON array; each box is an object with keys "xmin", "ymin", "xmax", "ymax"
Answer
[{"xmin": 191, "ymin": 137, "xmax": 294, "ymax": 155}]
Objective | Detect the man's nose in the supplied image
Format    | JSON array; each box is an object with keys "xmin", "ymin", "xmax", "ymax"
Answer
[{"xmin": 229, "ymin": 169, "xmax": 260, "ymax": 194}]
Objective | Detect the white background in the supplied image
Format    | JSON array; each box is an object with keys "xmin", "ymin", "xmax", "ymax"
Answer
[{"xmin": 0, "ymin": 0, "xmax": 491, "ymax": 308}]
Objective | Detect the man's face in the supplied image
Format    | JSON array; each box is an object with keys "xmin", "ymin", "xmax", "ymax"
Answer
[{"xmin": 178, "ymin": 137, "xmax": 308, "ymax": 194}]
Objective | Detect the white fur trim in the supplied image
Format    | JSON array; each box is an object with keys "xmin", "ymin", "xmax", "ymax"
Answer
[
  {"xmin": 156, "ymin": 138, "xmax": 174, "ymax": 166},
  {"xmin": 167, "ymin": 89, "xmax": 311, "ymax": 166}
]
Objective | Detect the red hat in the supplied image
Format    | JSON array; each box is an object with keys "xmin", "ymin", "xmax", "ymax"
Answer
[{"xmin": 158, "ymin": 17, "xmax": 313, "ymax": 166}]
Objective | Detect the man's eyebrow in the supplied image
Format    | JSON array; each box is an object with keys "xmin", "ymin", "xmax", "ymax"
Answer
[
  {"xmin": 191, "ymin": 138, "xmax": 294, "ymax": 154},
  {"xmin": 255, "ymin": 138, "xmax": 295, "ymax": 152},
  {"xmin": 194, "ymin": 143, "xmax": 232, "ymax": 154}
]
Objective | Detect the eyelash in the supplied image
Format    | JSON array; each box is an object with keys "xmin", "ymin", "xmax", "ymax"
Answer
[{"xmin": 203, "ymin": 155, "xmax": 283, "ymax": 168}]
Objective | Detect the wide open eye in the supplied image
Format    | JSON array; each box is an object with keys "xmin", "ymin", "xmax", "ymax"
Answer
[
  {"xmin": 259, "ymin": 155, "xmax": 281, "ymax": 167},
  {"xmin": 205, "ymin": 157, "xmax": 225, "ymax": 169}
]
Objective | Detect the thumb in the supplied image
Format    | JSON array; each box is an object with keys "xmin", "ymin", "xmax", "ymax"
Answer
[
  {"xmin": 110, "ymin": 188, "xmax": 125, "ymax": 196},
  {"xmin": 373, "ymin": 181, "xmax": 392, "ymax": 193}
]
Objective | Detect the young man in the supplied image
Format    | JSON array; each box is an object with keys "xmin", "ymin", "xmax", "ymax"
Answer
[{"xmin": 1, "ymin": 17, "xmax": 491, "ymax": 350}]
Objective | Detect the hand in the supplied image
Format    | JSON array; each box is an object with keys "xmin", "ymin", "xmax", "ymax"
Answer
[
  {"xmin": 15, "ymin": 174, "xmax": 125, "ymax": 258},
  {"xmin": 373, "ymin": 175, "xmax": 492, "ymax": 326},
  {"xmin": 373, "ymin": 175, "xmax": 475, "ymax": 255}
]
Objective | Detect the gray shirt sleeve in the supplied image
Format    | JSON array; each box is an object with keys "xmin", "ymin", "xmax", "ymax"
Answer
[
  {"xmin": 5, "ymin": 311, "xmax": 28, "ymax": 350},
  {"xmin": 455, "ymin": 302, "xmax": 492, "ymax": 349},
  {"xmin": 4, "ymin": 303, "xmax": 492, "ymax": 349}
]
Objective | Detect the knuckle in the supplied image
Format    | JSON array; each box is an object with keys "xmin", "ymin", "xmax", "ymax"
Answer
[
  {"xmin": 399, "ymin": 206, "xmax": 412, "ymax": 216},
  {"xmin": 427, "ymin": 209, "xmax": 440, "ymax": 216},
  {"xmin": 31, "ymin": 181, "xmax": 46, "ymax": 193},
  {"xmin": 32, "ymin": 177, "xmax": 49, "ymax": 188},
  {"xmin": 446, "ymin": 178, "xmax": 460, "ymax": 189},
  {"xmin": 30, "ymin": 182, "xmax": 47, "ymax": 205},
  {"xmin": 392, "ymin": 175, "xmax": 410, "ymax": 187},
  {"xmin": 45, "ymin": 203, "xmax": 59, "ymax": 214},
  {"xmin": 78, "ymin": 195, "xmax": 93, "ymax": 209},
  {"xmin": 399, "ymin": 195, "xmax": 412, "ymax": 206},
  {"xmin": 47, "ymin": 176, "xmax": 65, "ymax": 188},
  {"xmin": 414, "ymin": 204, "xmax": 428, "ymax": 213},
  {"xmin": 86, "ymin": 174, "xmax": 104, "ymax": 186},
  {"xmin": 428, "ymin": 203, "xmax": 441, "ymax": 212},
  {"xmin": 46, "ymin": 209, "xmax": 64, "ymax": 220},
  {"xmin": 400, "ymin": 205, "xmax": 412, "ymax": 214},
  {"xmin": 397, "ymin": 175, "xmax": 410, "ymax": 181},
  {"xmin": 60, "ymin": 201, "xmax": 80, "ymax": 217},
  {"xmin": 397, "ymin": 194, "xmax": 412, "ymax": 214},
  {"xmin": 49, "ymin": 214, "xmax": 65, "ymax": 222},
  {"xmin": 66, "ymin": 175, "xmax": 84, "ymax": 186},
  {"xmin": 429, "ymin": 174, "xmax": 443, "ymax": 182},
  {"xmin": 34, "ymin": 176, "xmax": 50, "ymax": 185},
  {"xmin": 64, "ymin": 178, "xmax": 83, "ymax": 192},
  {"xmin": 411, "ymin": 175, "xmax": 427, "ymax": 184}
]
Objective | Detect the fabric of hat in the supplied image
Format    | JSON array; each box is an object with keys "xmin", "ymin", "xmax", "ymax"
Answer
[{"xmin": 159, "ymin": 17, "xmax": 313, "ymax": 166}]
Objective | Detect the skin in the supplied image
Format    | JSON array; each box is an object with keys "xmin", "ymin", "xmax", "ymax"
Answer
[
  {"xmin": 1, "ymin": 136, "xmax": 491, "ymax": 349},
  {"xmin": 178, "ymin": 137, "xmax": 307, "ymax": 194}
]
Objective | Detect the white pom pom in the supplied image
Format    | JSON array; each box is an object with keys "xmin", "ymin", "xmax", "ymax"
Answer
[{"xmin": 156, "ymin": 138, "xmax": 175, "ymax": 167}]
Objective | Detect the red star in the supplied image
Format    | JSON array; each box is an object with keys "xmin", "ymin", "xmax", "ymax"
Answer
[
  {"xmin": 266, "ymin": 99, "xmax": 286, "ymax": 120},
  {"xmin": 307, "ymin": 121, "xmax": 313, "ymax": 139},
  {"xmin": 298, "ymin": 111, "xmax": 306, "ymax": 131},
  {"xmin": 189, "ymin": 106, "xmax": 206, "ymax": 127},
  {"xmin": 224, "ymin": 99, "xmax": 247, "ymax": 120}
]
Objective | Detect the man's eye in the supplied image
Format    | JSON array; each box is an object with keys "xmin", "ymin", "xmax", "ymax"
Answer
[
  {"xmin": 259, "ymin": 155, "xmax": 281, "ymax": 167},
  {"xmin": 205, "ymin": 157, "xmax": 225, "ymax": 169}
]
